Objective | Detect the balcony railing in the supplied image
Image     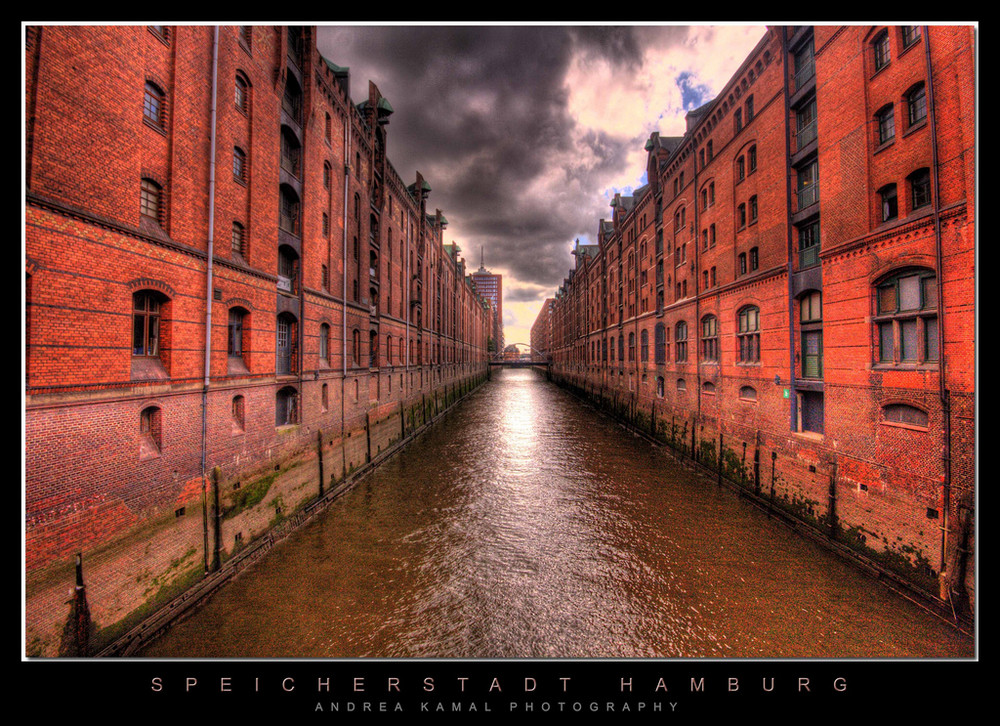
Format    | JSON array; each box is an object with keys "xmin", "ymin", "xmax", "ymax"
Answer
[
  {"xmin": 277, "ymin": 275, "xmax": 293, "ymax": 293},
  {"xmin": 796, "ymin": 118, "xmax": 817, "ymax": 150},
  {"xmin": 797, "ymin": 183, "xmax": 818, "ymax": 210},
  {"xmin": 794, "ymin": 57, "xmax": 815, "ymax": 92},
  {"xmin": 799, "ymin": 243, "xmax": 820, "ymax": 269}
]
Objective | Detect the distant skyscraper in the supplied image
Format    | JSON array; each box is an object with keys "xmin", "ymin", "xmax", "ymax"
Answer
[{"xmin": 472, "ymin": 248, "xmax": 503, "ymax": 354}]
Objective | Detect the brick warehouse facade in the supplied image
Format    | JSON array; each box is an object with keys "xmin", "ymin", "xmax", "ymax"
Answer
[
  {"xmin": 546, "ymin": 26, "xmax": 975, "ymax": 618},
  {"xmin": 24, "ymin": 25, "xmax": 491, "ymax": 656}
]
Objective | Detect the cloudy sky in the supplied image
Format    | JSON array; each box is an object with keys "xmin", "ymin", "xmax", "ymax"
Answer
[{"xmin": 317, "ymin": 24, "xmax": 768, "ymax": 349}]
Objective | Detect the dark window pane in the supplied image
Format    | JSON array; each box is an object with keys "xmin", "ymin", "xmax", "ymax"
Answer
[
  {"xmin": 899, "ymin": 275, "xmax": 921, "ymax": 310},
  {"xmin": 879, "ymin": 322, "xmax": 894, "ymax": 361},
  {"xmin": 925, "ymin": 317, "xmax": 939, "ymax": 360},
  {"xmin": 900, "ymin": 319, "xmax": 919, "ymax": 360}
]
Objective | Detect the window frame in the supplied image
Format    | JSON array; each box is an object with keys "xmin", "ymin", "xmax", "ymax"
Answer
[
  {"xmin": 873, "ymin": 269, "xmax": 939, "ymax": 366},
  {"xmin": 737, "ymin": 305, "xmax": 760, "ymax": 364}
]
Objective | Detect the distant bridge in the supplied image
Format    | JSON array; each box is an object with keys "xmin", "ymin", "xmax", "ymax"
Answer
[{"xmin": 488, "ymin": 342, "xmax": 551, "ymax": 369}]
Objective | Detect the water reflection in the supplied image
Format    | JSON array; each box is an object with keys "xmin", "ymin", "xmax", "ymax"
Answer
[{"xmin": 141, "ymin": 368, "xmax": 972, "ymax": 659}]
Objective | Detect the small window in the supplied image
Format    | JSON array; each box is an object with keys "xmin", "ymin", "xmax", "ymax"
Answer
[
  {"xmin": 677, "ymin": 378, "xmax": 687, "ymax": 391},
  {"xmin": 240, "ymin": 26, "xmax": 253, "ymax": 49},
  {"xmin": 738, "ymin": 306, "xmax": 760, "ymax": 363},
  {"xmin": 701, "ymin": 315, "xmax": 719, "ymax": 362},
  {"xmin": 702, "ymin": 381, "xmax": 716, "ymax": 394},
  {"xmin": 319, "ymin": 323, "xmax": 330, "ymax": 363},
  {"xmin": 745, "ymin": 95, "xmax": 754, "ymax": 122},
  {"xmin": 750, "ymin": 246, "xmax": 759, "ymax": 271},
  {"xmin": 747, "ymin": 145, "xmax": 757, "ymax": 173},
  {"xmin": 737, "ymin": 156, "xmax": 745, "ymax": 180},
  {"xmin": 882, "ymin": 403, "xmax": 929, "ymax": 428},
  {"xmin": 228, "ymin": 308, "xmax": 246, "ymax": 358},
  {"xmin": 143, "ymin": 81, "xmax": 165, "ymax": 129},
  {"xmin": 321, "ymin": 383, "xmax": 329, "ymax": 412},
  {"xmin": 739, "ymin": 386, "xmax": 757, "ymax": 401},
  {"xmin": 738, "ymin": 203, "xmax": 747, "ymax": 229},
  {"xmin": 749, "ymin": 195, "xmax": 758, "ymax": 223}
]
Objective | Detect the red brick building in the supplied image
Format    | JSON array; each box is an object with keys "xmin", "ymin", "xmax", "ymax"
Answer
[
  {"xmin": 548, "ymin": 25, "xmax": 975, "ymax": 615},
  {"xmin": 530, "ymin": 297, "xmax": 555, "ymax": 359},
  {"xmin": 24, "ymin": 25, "xmax": 490, "ymax": 656}
]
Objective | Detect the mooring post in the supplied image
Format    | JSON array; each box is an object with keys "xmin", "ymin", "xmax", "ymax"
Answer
[
  {"xmin": 316, "ymin": 429, "xmax": 325, "ymax": 498},
  {"xmin": 365, "ymin": 411, "xmax": 372, "ymax": 463},
  {"xmin": 73, "ymin": 553, "xmax": 90, "ymax": 657},
  {"xmin": 718, "ymin": 429, "xmax": 723, "ymax": 487},
  {"xmin": 754, "ymin": 432, "xmax": 761, "ymax": 494},
  {"xmin": 212, "ymin": 466, "xmax": 221, "ymax": 571}
]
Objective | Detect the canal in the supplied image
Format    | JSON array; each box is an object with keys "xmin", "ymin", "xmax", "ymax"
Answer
[{"xmin": 140, "ymin": 368, "xmax": 973, "ymax": 659}]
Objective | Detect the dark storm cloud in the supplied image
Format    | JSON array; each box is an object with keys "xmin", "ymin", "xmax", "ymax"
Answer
[{"xmin": 317, "ymin": 25, "xmax": 666, "ymax": 299}]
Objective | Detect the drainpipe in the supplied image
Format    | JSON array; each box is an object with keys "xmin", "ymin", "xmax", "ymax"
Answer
[
  {"xmin": 781, "ymin": 27, "xmax": 798, "ymax": 433},
  {"xmin": 923, "ymin": 27, "xmax": 953, "ymax": 598},
  {"xmin": 342, "ymin": 115, "xmax": 352, "ymax": 477},
  {"xmin": 200, "ymin": 25, "xmax": 220, "ymax": 575}
]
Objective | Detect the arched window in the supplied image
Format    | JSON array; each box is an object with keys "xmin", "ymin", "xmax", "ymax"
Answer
[
  {"xmin": 882, "ymin": 403, "xmax": 929, "ymax": 428},
  {"xmin": 231, "ymin": 395, "xmax": 245, "ymax": 431},
  {"xmin": 276, "ymin": 386, "xmax": 298, "ymax": 426},
  {"xmin": 132, "ymin": 291, "xmax": 163, "ymax": 358},
  {"xmin": 702, "ymin": 380, "xmax": 716, "ymax": 394},
  {"xmin": 739, "ymin": 385, "xmax": 757, "ymax": 401},
  {"xmin": 875, "ymin": 104, "xmax": 895, "ymax": 146},
  {"xmin": 321, "ymin": 383, "xmax": 329, "ymax": 412},
  {"xmin": 231, "ymin": 221, "xmax": 246, "ymax": 257},
  {"xmin": 908, "ymin": 168, "xmax": 932, "ymax": 211},
  {"xmin": 352, "ymin": 328, "xmax": 361, "ymax": 366},
  {"xmin": 640, "ymin": 329, "xmax": 649, "ymax": 362},
  {"xmin": 737, "ymin": 306, "xmax": 760, "ymax": 363},
  {"xmin": 656, "ymin": 376, "xmax": 665, "ymax": 398},
  {"xmin": 140, "ymin": 178, "xmax": 163, "ymax": 225},
  {"xmin": 747, "ymin": 144, "xmax": 757, "ymax": 172},
  {"xmin": 873, "ymin": 30, "xmax": 891, "ymax": 71},
  {"xmin": 235, "ymin": 72, "xmax": 249, "ymax": 113},
  {"xmin": 228, "ymin": 307, "xmax": 247, "ymax": 361},
  {"xmin": 701, "ymin": 315, "xmax": 719, "ymax": 362},
  {"xmin": 139, "ymin": 405, "xmax": 162, "ymax": 457},
  {"xmin": 143, "ymin": 81, "xmax": 165, "ymax": 129},
  {"xmin": 879, "ymin": 183, "xmax": 898, "ymax": 222},
  {"xmin": 654, "ymin": 323, "xmax": 667, "ymax": 365},
  {"xmin": 874, "ymin": 269, "xmax": 938, "ymax": 364},
  {"xmin": 906, "ymin": 83, "xmax": 927, "ymax": 127},
  {"xmin": 677, "ymin": 378, "xmax": 687, "ymax": 391},
  {"xmin": 319, "ymin": 323, "xmax": 330, "ymax": 364},
  {"xmin": 233, "ymin": 146, "xmax": 247, "ymax": 182},
  {"xmin": 628, "ymin": 332, "xmax": 635, "ymax": 362},
  {"xmin": 675, "ymin": 321, "xmax": 688, "ymax": 362}
]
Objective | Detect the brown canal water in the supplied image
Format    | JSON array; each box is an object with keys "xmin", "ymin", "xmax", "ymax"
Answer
[{"xmin": 140, "ymin": 368, "xmax": 973, "ymax": 659}]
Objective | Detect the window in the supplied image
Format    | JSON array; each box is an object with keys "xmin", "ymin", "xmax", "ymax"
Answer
[
  {"xmin": 276, "ymin": 386, "xmax": 299, "ymax": 426},
  {"xmin": 276, "ymin": 313, "xmax": 297, "ymax": 375},
  {"xmin": 656, "ymin": 376, "xmax": 665, "ymax": 398},
  {"xmin": 882, "ymin": 403, "xmax": 929, "ymax": 428},
  {"xmin": 654, "ymin": 323, "xmax": 667, "ymax": 365},
  {"xmin": 278, "ymin": 246, "xmax": 298, "ymax": 293},
  {"xmin": 139, "ymin": 406, "xmax": 162, "ymax": 457},
  {"xmin": 745, "ymin": 95, "xmax": 754, "ymax": 122},
  {"xmin": 739, "ymin": 252, "xmax": 747, "ymax": 275},
  {"xmin": 797, "ymin": 160, "xmax": 818, "ymax": 209},
  {"xmin": 876, "ymin": 105, "xmax": 895, "ymax": 146},
  {"xmin": 749, "ymin": 195, "xmax": 758, "ymax": 223},
  {"xmin": 710, "ymin": 224, "xmax": 716, "ymax": 247},
  {"xmin": 227, "ymin": 308, "xmax": 246, "ymax": 359},
  {"xmin": 738, "ymin": 306, "xmax": 760, "ymax": 363},
  {"xmin": 148, "ymin": 26, "xmax": 170, "ymax": 43},
  {"xmin": 701, "ymin": 315, "xmax": 718, "ymax": 362},
  {"xmin": 800, "ymin": 291, "xmax": 823, "ymax": 379},
  {"xmin": 906, "ymin": 83, "xmax": 927, "ymax": 127},
  {"xmin": 321, "ymin": 264, "xmax": 329, "ymax": 290},
  {"xmin": 873, "ymin": 31, "xmax": 890, "ymax": 72},
  {"xmin": 322, "ymin": 212, "xmax": 329, "ymax": 237},
  {"xmin": 132, "ymin": 291, "xmax": 162, "ymax": 357},
  {"xmin": 798, "ymin": 219, "xmax": 820, "ymax": 269},
  {"xmin": 140, "ymin": 178, "xmax": 163, "ymax": 225},
  {"xmin": 143, "ymin": 82, "xmax": 165, "ymax": 129},
  {"xmin": 321, "ymin": 383, "xmax": 329, "ymax": 412},
  {"xmin": 233, "ymin": 146, "xmax": 247, "ymax": 182},
  {"xmin": 748, "ymin": 145, "xmax": 757, "ymax": 173},
  {"xmin": 874, "ymin": 269, "xmax": 938, "ymax": 364},
  {"xmin": 707, "ymin": 141, "xmax": 713, "ymax": 160},
  {"xmin": 235, "ymin": 74, "xmax": 249, "ymax": 113},
  {"xmin": 796, "ymin": 98, "xmax": 817, "ymax": 150},
  {"xmin": 702, "ymin": 381, "xmax": 716, "ymax": 394},
  {"xmin": 793, "ymin": 37, "xmax": 815, "ymax": 91},
  {"xmin": 709, "ymin": 182, "xmax": 715, "ymax": 206},
  {"xmin": 879, "ymin": 183, "xmax": 898, "ymax": 222},
  {"xmin": 352, "ymin": 328, "xmax": 361, "ymax": 365},
  {"xmin": 750, "ymin": 247, "xmax": 759, "ymax": 271},
  {"xmin": 617, "ymin": 334, "xmax": 624, "ymax": 363},
  {"xmin": 319, "ymin": 323, "xmax": 330, "ymax": 364},
  {"xmin": 739, "ymin": 386, "xmax": 757, "ymax": 402},
  {"xmin": 640, "ymin": 329, "xmax": 649, "ymax": 362},
  {"xmin": 738, "ymin": 204, "xmax": 747, "ymax": 229},
  {"xmin": 279, "ymin": 185, "xmax": 300, "ymax": 235},
  {"xmin": 231, "ymin": 395, "xmax": 245, "ymax": 431},
  {"xmin": 901, "ymin": 26, "xmax": 921, "ymax": 50},
  {"xmin": 677, "ymin": 378, "xmax": 687, "ymax": 391},
  {"xmin": 738, "ymin": 157, "xmax": 745, "ymax": 180},
  {"xmin": 734, "ymin": 108, "xmax": 743, "ymax": 133},
  {"xmin": 675, "ymin": 321, "xmax": 688, "ymax": 362},
  {"xmin": 628, "ymin": 332, "xmax": 635, "ymax": 362},
  {"xmin": 323, "ymin": 162, "xmax": 332, "ymax": 189},
  {"xmin": 280, "ymin": 127, "xmax": 301, "ymax": 177},
  {"xmin": 798, "ymin": 391, "xmax": 824, "ymax": 434},
  {"xmin": 240, "ymin": 26, "xmax": 252, "ymax": 49},
  {"xmin": 232, "ymin": 221, "xmax": 246, "ymax": 257},
  {"xmin": 909, "ymin": 168, "xmax": 932, "ymax": 210}
]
